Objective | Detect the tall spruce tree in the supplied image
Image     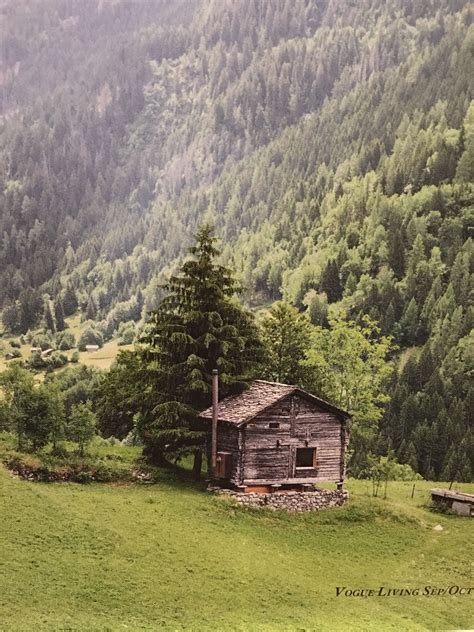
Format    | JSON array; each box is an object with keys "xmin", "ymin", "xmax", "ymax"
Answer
[
  {"xmin": 62, "ymin": 284, "xmax": 78, "ymax": 316},
  {"xmin": 319, "ymin": 259, "xmax": 342, "ymax": 303},
  {"xmin": 44, "ymin": 301, "xmax": 56, "ymax": 333},
  {"xmin": 54, "ymin": 299, "xmax": 66, "ymax": 332},
  {"xmin": 139, "ymin": 226, "xmax": 264, "ymax": 476}
]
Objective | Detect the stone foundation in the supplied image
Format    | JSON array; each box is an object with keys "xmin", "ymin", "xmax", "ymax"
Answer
[{"xmin": 211, "ymin": 487, "xmax": 349, "ymax": 512}]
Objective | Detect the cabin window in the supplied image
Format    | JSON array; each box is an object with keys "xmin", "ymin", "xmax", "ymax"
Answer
[
  {"xmin": 295, "ymin": 447, "xmax": 316, "ymax": 469},
  {"xmin": 269, "ymin": 422, "xmax": 280, "ymax": 429}
]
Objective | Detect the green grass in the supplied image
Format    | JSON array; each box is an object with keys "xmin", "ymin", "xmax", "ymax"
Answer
[
  {"xmin": 0, "ymin": 461, "xmax": 472, "ymax": 632},
  {"xmin": 0, "ymin": 433, "xmax": 145, "ymax": 483},
  {"xmin": 76, "ymin": 340, "xmax": 133, "ymax": 370}
]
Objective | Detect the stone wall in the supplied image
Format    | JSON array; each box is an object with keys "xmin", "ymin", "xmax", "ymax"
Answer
[{"xmin": 212, "ymin": 488, "xmax": 349, "ymax": 512}]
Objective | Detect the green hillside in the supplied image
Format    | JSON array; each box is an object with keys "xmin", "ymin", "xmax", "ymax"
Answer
[
  {"xmin": 0, "ymin": 465, "xmax": 473, "ymax": 631},
  {"xmin": 0, "ymin": 0, "xmax": 473, "ymax": 479}
]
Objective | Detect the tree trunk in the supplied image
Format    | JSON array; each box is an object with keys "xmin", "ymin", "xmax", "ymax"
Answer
[
  {"xmin": 144, "ymin": 445, "xmax": 170, "ymax": 467},
  {"xmin": 193, "ymin": 449, "xmax": 203, "ymax": 481}
]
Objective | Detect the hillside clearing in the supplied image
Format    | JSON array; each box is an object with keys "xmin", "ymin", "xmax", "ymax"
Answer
[
  {"xmin": 0, "ymin": 313, "xmax": 133, "ymax": 375},
  {"xmin": 0, "ymin": 469, "xmax": 472, "ymax": 631},
  {"xmin": 76, "ymin": 340, "xmax": 133, "ymax": 370}
]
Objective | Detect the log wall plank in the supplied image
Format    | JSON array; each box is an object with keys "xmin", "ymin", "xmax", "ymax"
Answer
[{"xmin": 241, "ymin": 395, "xmax": 345, "ymax": 483}]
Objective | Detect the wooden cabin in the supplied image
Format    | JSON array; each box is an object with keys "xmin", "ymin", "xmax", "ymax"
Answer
[{"xmin": 199, "ymin": 379, "xmax": 350, "ymax": 493}]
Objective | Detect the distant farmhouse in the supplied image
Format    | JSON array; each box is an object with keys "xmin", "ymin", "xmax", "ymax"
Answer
[{"xmin": 200, "ymin": 379, "xmax": 350, "ymax": 494}]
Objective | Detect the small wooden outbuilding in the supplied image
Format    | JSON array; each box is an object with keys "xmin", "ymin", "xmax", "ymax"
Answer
[
  {"xmin": 431, "ymin": 488, "xmax": 473, "ymax": 517},
  {"xmin": 199, "ymin": 379, "xmax": 350, "ymax": 493}
]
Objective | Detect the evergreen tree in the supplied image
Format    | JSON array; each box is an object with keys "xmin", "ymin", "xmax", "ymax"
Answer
[
  {"xmin": 62, "ymin": 284, "xmax": 78, "ymax": 317},
  {"xmin": 18, "ymin": 288, "xmax": 43, "ymax": 333},
  {"xmin": 44, "ymin": 301, "xmax": 56, "ymax": 333},
  {"xmin": 2, "ymin": 302, "xmax": 21, "ymax": 334},
  {"xmin": 399, "ymin": 298, "xmax": 419, "ymax": 345},
  {"xmin": 54, "ymin": 299, "xmax": 66, "ymax": 332},
  {"xmin": 388, "ymin": 226, "xmax": 406, "ymax": 279},
  {"xmin": 138, "ymin": 226, "xmax": 264, "ymax": 475},
  {"xmin": 85, "ymin": 296, "xmax": 97, "ymax": 321},
  {"xmin": 319, "ymin": 259, "xmax": 342, "ymax": 303},
  {"xmin": 404, "ymin": 441, "xmax": 418, "ymax": 473}
]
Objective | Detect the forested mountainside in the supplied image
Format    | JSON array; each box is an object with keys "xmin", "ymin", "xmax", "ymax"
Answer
[{"xmin": 1, "ymin": 0, "xmax": 473, "ymax": 479}]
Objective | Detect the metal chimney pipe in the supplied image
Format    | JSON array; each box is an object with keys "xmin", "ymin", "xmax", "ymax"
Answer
[{"xmin": 211, "ymin": 369, "xmax": 218, "ymax": 478}]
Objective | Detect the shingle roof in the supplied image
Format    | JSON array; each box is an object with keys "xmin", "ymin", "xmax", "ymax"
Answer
[{"xmin": 199, "ymin": 379, "xmax": 350, "ymax": 425}]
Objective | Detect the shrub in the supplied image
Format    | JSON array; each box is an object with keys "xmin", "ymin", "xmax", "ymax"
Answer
[
  {"xmin": 122, "ymin": 429, "xmax": 142, "ymax": 446},
  {"xmin": 78, "ymin": 328, "xmax": 103, "ymax": 351},
  {"xmin": 94, "ymin": 435, "xmax": 120, "ymax": 447},
  {"xmin": 49, "ymin": 352, "xmax": 69, "ymax": 369},
  {"xmin": 73, "ymin": 470, "xmax": 94, "ymax": 483},
  {"xmin": 10, "ymin": 339, "xmax": 21, "ymax": 348},
  {"xmin": 56, "ymin": 331, "xmax": 76, "ymax": 351},
  {"xmin": 0, "ymin": 401, "xmax": 11, "ymax": 432},
  {"xmin": 7, "ymin": 453, "xmax": 43, "ymax": 471},
  {"xmin": 366, "ymin": 453, "xmax": 423, "ymax": 497},
  {"xmin": 50, "ymin": 443, "xmax": 69, "ymax": 459},
  {"xmin": 27, "ymin": 351, "xmax": 68, "ymax": 371},
  {"xmin": 31, "ymin": 334, "xmax": 54, "ymax": 350},
  {"xmin": 71, "ymin": 351, "xmax": 80, "ymax": 363},
  {"xmin": 28, "ymin": 353, "xmax": 46, "ymax": 369},
  {"xmin": 428, "ymin": 500, "xmax": 455, "ymax": 515},
  {"xmin": 117, "ymin": 322, "xmax": 136, "ymax": 345}
]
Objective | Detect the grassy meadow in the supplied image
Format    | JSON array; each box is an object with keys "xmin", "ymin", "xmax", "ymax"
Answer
[
  {"xmin": 0, "ymin": 315, "xmax": 132, "ymax": 374},
  {"xmin": 0, "ymin": 341, "xmax": 127, "ymax": 374},
  {"xmin": 0, "ymin": 461, "xmax": 472, "ymax": 631}
]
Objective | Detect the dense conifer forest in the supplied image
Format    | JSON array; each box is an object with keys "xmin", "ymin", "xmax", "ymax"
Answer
[{"xmin": 1, "ymin": 0, "xmax": 473, "ymax": 480}]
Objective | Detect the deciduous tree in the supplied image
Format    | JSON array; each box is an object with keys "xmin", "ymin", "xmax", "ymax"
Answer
[
  {"xmin": 260, "ymin": 301, "xmax": 312, "ymax": 384},
  {"xmin": 302, "ymin": 315, "xmax": 395, "ymax": 475}
]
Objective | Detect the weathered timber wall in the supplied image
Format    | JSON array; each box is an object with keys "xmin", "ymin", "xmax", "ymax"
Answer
[
  {"xmin": 215, "ymin": 423, "xmax": 240, "ymax": 483},
  {"xmin": 242, "ymin": 394, "xmax": 344, "ymax": 483}
]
